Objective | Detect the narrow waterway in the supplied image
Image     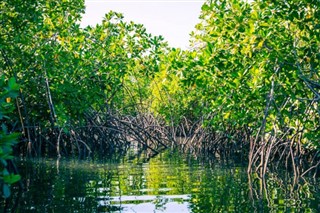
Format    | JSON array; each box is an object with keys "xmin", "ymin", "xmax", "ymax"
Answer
[{"xmin": 3, "ymin": 149, "xmax": 320, "ymax": 212}]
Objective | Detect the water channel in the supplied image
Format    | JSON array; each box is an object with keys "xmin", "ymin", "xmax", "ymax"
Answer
[{"xmin": 3, "ymin": 149, "xmax": 320, "ymax": 212}]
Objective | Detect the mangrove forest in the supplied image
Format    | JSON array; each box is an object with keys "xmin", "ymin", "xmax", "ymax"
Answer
[{"xmin": 1, "ymin": 0, "xmax": 320, "ymax": 212}]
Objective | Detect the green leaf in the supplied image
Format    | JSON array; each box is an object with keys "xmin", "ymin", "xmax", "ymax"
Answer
[
  {"xmin": 8, "ymin": 77, "xmax": 18, "ymax": 90},
  {"xmin": 1, "ymin": 124, "xmax": 8, "ymax": 134},
  {"xmin": 3, "ymin": 174, "xmax": 21, "ymax": 184},
  {"xmin": 3, "ymin": 184, "xmax": 10, "ymax": 198},
  {"xmin": 201, "ymin": 4, "xmax": 210, "ymax": 11},
  {"xmin": 206, "ymin": 42, "xmax": 213, "ymax": 54}
]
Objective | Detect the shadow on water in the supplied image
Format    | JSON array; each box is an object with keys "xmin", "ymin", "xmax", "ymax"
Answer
[{"xmin": 1, "ymin": 149, "xmax": 320, "ymax": 212}]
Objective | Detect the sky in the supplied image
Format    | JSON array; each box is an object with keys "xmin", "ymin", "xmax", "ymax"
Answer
[{"xmin": 81, "ymin": 0, "xmax": 206, "ymax": 49}]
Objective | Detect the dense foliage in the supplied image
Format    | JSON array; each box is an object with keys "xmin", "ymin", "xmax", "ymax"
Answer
[
  {"xmin": 151, "ymin": 0, "xmax": 320, "ymax": 174},
  {"xmin": 0, "ymin": 0, "xmax": 319, "ymax": 195},
  {"xmin": 191, "ymin": 0, "xmax": 320, "ymax": 145},
  {"xmin": 1, "ymin": 0, "xmax": 168, "ymax": 157},
  {"xmin": 0, "ymin": 76, "xmax": 20, "ymax": 198},
  {"xmin": 191, "ymin": 0, "xmax": 319, "ymax": 174}
]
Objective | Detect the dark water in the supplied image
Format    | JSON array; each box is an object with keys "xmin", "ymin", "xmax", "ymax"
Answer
[{"xmin": 2, "ymin": 150, "xmax": 320, "ymax": 212}]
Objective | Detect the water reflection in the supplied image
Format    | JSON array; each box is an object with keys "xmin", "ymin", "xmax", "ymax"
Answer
[{"xmin": 2, "ymin": 149, "xmax": 320, "ymax": 212}]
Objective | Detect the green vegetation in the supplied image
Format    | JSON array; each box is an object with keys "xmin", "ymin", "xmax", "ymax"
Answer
[
  {"xmin": 190, "ymin": 0, "xmax": 320, "ymax": 176},
  {"xmin": 0, "ymin": 76, "xmax": 20, "ymax": 198},
  {"xmin": 0, "ymin": 0, "xmax": 319, "ymax": 197}
]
